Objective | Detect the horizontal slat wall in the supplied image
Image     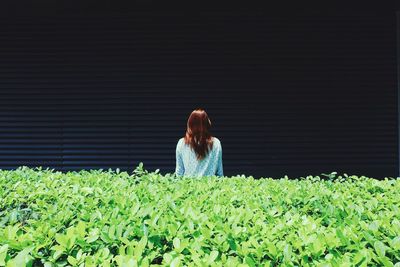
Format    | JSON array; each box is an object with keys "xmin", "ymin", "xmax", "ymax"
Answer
[{"xmin": 0, "ymin": 12, "xmax": 397, "ymax": 178}]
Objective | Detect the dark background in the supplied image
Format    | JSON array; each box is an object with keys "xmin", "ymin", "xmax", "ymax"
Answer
[{"xmin": 0, "ymin": 2, "xmax": 398, "ymax": 178}]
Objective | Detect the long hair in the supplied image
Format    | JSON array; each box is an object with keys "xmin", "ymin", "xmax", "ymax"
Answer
[{"xmin": 184, "ymin": 109, "xmax": 214, "ymax": 160}]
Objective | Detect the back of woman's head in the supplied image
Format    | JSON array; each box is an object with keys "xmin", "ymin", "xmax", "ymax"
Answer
[{"xmin": 184, "ymin": 109, "xmax": 214, "ymax": 160}]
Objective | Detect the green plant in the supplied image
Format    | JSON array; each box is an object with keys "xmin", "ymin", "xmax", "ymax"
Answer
[{"xmin": 0, "ymin": 166, "xmax": 399, "ymax": 266}]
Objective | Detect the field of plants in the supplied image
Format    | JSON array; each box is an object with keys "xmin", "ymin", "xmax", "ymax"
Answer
[{"xmin": 0, "ymin": 165, "xmax": 399, "ymax": 266}]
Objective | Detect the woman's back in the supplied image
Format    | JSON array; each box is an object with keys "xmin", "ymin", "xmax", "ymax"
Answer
[{"xmin": 175, "ymin": 136, "xmax": 223, "ymax": 177}]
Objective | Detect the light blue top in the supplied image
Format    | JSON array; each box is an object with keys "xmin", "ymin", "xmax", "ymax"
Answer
[{"xmin": 175, "ymin": 137, "xmax": 224, "ymax": 177}]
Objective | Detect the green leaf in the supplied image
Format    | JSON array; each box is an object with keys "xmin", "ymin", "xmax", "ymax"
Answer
[
  {"xmin": 173, "ymin": 237, "xmax": 181, "ymax": 250},
  {"xmin": 390, "ymin": 236, "xmax": 400, "ymax": 250},
  {"xmin": 7, "ymin": 247, "xmax": 33, "ymax": 267},
  {"xmin": 67, "ymin": 255, "xmax": 78, "ymax": 266},
  {"xmin": 369, "ymin": 221, "xmax": 380, "ymax": 233},
  {"xmin": 163, "ymin": 253, "xmax": 172, "ymax": 264},
  {"xmin": 76, "ymin": 221, "xmax": 86, "ymax": 237},
  {"xmin": 227, "ymin": 236, "xmax": 237, "ymax": 251},
  {"xmin": 374, "ymin": 241, "xmax": 386, "ymax": 258},
  {"xmin": 379, "ymin": 256, "xmax": 394, "ymax": 267},
  {"xmin": 0, "ymin": 244, "xmax": 8, "ymax": 266},
  {"xmin": 108, "ymin": 224, "xmax": 116, "ymax": 240},
  {"xmin": 245, "ymin": 255, "xmax": 256, "ymax": 267},
  {"xmin": 209, "ymin": 251, "xmax": 219, "ymax": 263},
  {"xmin": 336, "ymin": 228, "xmax": 348, "ymax": 245},
  {"xmin": 86, "ymin": 228, "xmax": 99, "ymax": 243},
  {"xmin": 170, "ymin": 257, "xmax": 181, "ymax": 267},
  {"xmin": 53, "ymin": 248, "xmax": 63, "ymax": 260},
  {"xmin": 267, "ymin": 242, "xmax": 277, "ymax": 257},
  {"xmin": 353, "ymin": 249, "xmax": 367, "ymax": 265},
  {"xmin": 283, "ymin": 244, "xmax": 292, "ymax": 262},
  {"xmin": 55, "ymin": 234, "xmax": 68, "ymax": 248}
]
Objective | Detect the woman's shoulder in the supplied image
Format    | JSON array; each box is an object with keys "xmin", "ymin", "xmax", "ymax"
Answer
[
  {"xmin": 212, "ymin": 137, "xmax": 221, "ymax": 146},
  {"xmin": 178, "ymin": 137, "xmax": 189, "ymax": 148}
]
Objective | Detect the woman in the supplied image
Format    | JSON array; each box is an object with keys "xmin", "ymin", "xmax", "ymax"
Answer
[{"xmin": 175, "ymin": 109, "xmax": 224, "ymax": 177}]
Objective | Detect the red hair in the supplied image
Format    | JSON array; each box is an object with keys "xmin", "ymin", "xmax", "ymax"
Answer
[{"xmin": 184, "ymin": 109, "xmax": 214, "ymax": 160}]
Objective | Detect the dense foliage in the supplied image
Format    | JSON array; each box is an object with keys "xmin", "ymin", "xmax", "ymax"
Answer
[{"xmin": 0, "ymin": 166, "xmax": 399, "ymax": 266}]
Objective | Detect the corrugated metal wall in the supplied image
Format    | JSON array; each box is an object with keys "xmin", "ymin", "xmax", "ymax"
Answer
[{"xmin": 0, "ymin": 10, "xmax": 397, "ymax": 178}]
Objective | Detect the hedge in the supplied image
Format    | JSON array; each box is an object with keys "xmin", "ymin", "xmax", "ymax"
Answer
[{"xmin": 0, "ymin": 165, "xmax": 399, "ymax": 266}]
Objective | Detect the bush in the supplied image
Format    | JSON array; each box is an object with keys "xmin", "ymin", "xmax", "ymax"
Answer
[{"xmin": 0, "ymin": 166, "xmax": 399, "ymax": 266}]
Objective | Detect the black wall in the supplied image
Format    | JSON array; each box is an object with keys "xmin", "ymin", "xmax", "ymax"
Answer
[{"xmin": 0, "ymin": 6, "xmax": 398, "ymax": 178}]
